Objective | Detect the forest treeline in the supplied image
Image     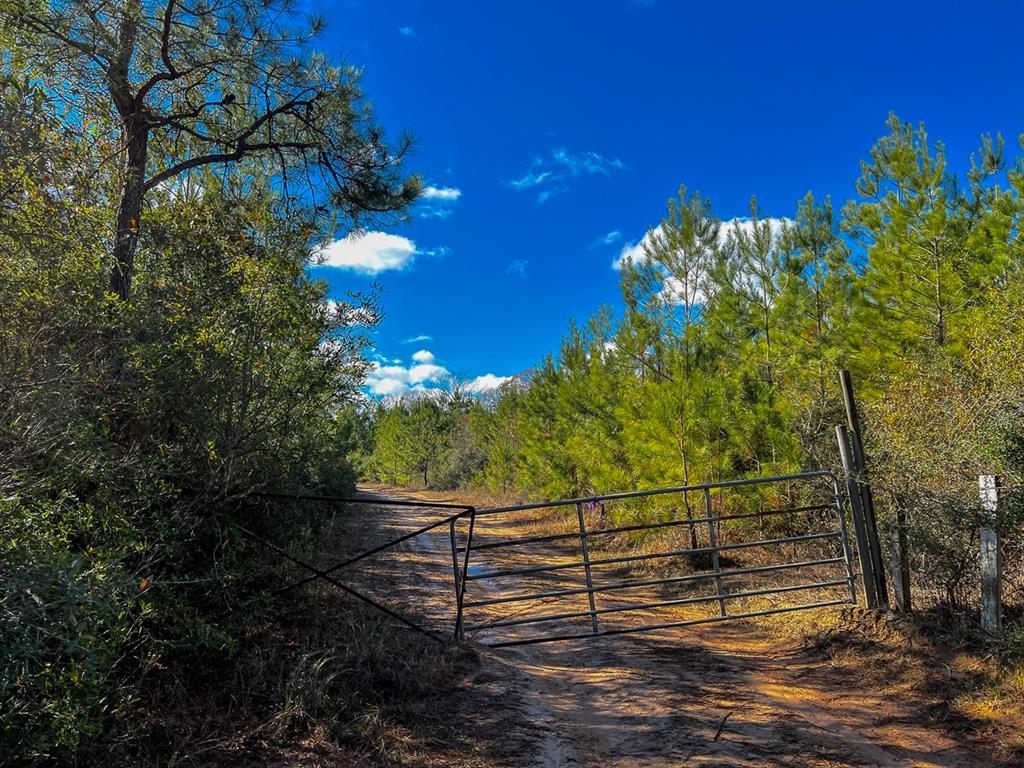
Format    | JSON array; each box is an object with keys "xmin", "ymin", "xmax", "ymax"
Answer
[{"xmin": 367, "ymin": 116, "xmax": 1024, "ymax": 614}]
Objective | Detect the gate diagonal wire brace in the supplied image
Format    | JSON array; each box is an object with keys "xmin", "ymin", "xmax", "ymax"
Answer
[{"xmin": 229, "ymin": 493, "xmax": 478, "ymax": 644}]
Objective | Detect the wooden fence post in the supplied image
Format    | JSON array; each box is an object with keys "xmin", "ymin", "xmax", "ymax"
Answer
[
  {"xmin": 887, "ymin": 526, "xmax": 911, "ymax": 613},
  {"xmin": 979, "ymin": 474, "xmax": 1002, "ymax": 635}
]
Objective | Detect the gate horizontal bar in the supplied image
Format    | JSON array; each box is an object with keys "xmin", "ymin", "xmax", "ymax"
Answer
[
  {"xmin": 469, "ymin": 503, "xmax": 834, "ymax": 554},
  {"xmin": 466, "ymin": 530, "xmax": 842, "ymax": 582},
  {"xmin": 462, "ymin": 556, "xmax": 847, "ymax": 608},
  {"xmin": 486, "ymin": 599, "xmax": 852, "ymax": 648},
  {"xmin": 465, "ymin": 579, "xmax": 850, "ymax": 631},
  {"xmin": 473, "ymin": 470, "xmax": 838, "ymax": 518}
]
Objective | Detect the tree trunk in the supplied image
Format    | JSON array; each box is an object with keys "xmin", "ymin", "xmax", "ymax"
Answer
[
  {"xmin": 111, "ymin": 114, "xmax": 149, "ymax": 301},
  {"xmin": 109, "ymin": 0, "xmax": 145, "ymax": 301}
]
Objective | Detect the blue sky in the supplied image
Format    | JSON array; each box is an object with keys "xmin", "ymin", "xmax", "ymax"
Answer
[{"xmin": 308, "ymin": 0, "xmax": 1024, "ymax": 396}]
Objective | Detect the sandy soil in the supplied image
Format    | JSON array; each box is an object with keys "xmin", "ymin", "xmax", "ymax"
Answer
[{"xmin": 334, "ymin": 489, "xmax": 998, "ymax": 768}]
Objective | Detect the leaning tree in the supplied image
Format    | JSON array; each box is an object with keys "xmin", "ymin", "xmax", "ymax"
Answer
[{"xmin": 5, "ymin": 0, "xmax": 420, "ymax": 299}]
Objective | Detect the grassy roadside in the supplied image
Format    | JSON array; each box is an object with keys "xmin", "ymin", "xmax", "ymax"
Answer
[{"xmin": 113, "ymin": 493, "xmax": 533, "ymax": 768}]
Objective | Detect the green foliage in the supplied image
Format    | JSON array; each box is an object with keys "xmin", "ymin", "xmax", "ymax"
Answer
[
  {"xmin": 368, "ymin": 390, "xmax": 488, "ymax": 489},
  {"xmin": 0, "ymin": 24, "xmax": 408, "ymax": 761}
]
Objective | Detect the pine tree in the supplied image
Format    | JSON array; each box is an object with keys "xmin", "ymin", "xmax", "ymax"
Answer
[{"xmin": 842, "ymin": 114, "xmax": 1008, "ymax": 362}]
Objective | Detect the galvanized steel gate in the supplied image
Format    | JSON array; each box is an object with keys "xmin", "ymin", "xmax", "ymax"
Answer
[
  {"xmin": 455, "ymin": 471, "xmax": 859, "ymax": 648},
  {"xmin": 254, "ymin": 468, "xmax": 874, "ymax": 649}
]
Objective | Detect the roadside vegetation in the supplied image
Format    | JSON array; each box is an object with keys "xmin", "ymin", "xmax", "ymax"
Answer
[{"xmin": 0, "ymin": 1, "xmax": 418, "ymax": 763}]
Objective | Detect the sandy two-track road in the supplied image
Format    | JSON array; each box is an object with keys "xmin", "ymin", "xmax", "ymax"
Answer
[{"xmin": 334, "ymin": 490, "xmax": 995, "ymax": 768}]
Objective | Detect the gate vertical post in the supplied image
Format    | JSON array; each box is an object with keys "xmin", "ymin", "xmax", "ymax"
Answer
[
  {"xmin": 840, "ymin": 370, "xmax": 889, "ymax": 609},
  {"xmin": 979, "ymin": 475, "xmax": 1002, "ymax": 635},
  {"xmin": 829, "ymin": 474, "xmax": 859, "ymax": 605},
  {"xmin": 704, "ymin": 488, "xmax": 727, "ymax": 617},
  {"xmin": 837, "ymin": 425, "xmax": 878, "ymax": 609},
  {"xmin": 576, "ymin": 502, "xmax": 600, "ymax": 634},
  {"xmin": 450, "ymin": 510, "xmax": 475, "ymax": 642},
  {"xmin": 449, "ymin": 519, "xmax": 464, "ymax": 639}
]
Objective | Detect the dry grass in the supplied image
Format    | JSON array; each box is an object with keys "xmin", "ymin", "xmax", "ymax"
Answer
[{"xmin": 117, "ymin": 493, "xmax": 537, "ymax": 768}]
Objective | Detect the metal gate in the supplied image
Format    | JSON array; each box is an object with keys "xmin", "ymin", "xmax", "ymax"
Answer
[
  {"xmin": 455, "ymin": 471, "xmax": 858, "ymax": 648},
  {"xmin": 248, "ymin": 470, "xmax": 866, "ymax": 649}
]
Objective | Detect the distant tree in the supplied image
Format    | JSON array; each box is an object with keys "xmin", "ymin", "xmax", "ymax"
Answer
[{"xmin": 6, "ymin": 0, "xmax": 420, "ymax": 299}]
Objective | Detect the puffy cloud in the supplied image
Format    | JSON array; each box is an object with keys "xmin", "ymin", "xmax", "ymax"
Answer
[
  {"xmin": 411, "ymin": 349, "xmax": 435, "ymax": 363},
  {"xmin": 466, "ymin": 373, "xmax": 511, "ymax": 393},
  {"xmin": 507, "ymin": 259, "xmax": 528, "ymax": 278},
  {"xmin": 409, "ymin": 363, "xmax": 448, "ymax": 383},
  {"xmin": 421, "ymin": 185, "xmax": 461, "ymax": 201},
  {"xmin": 317, "ymin": 232, "xmax": 417, "ymax": 274},
  {"xmin": 366, "ymin": 364, "xmax": 412, "ymax": 396},
  {"xmin": 364, "ymin": 351, "xmax": 449, "ymax": 396},
  {"xmin": 612, "ymin": 226, "xmax": 660, "ymax": 270}
]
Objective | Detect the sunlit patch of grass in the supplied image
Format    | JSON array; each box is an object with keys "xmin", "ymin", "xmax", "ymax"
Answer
[{"xmin": 952, "ymin": 663, "xmax": 1024, "ymax": 754}]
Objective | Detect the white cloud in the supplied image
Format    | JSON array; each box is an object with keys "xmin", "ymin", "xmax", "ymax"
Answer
[
  {"xmin": 536, "ymin": 187, "xmax": 566, "ymax": 205},
  {"xmin": 418, "ymin": 207, "xmax": 455, "ymax": 220},
  {"xmin": 508, "ymin": 148, "xmax": 627, "ymax": 201},
  {"xmin": 398, "ymin": 25, "xmax": 416, "ymax": 37},
  {"xmin": 366, "ymin": 364, "xmax": 412, "ymax": 396},
  {"xmin": 612, "ymin": 226, "xmax": 660, "ymax": 270},
  {"xmin": 591, "ymin": 229, "xmax": 622, "ymax": 248},
  {"xmin": 507, "ymin": 259, "xmax": 528, "ymax": 277},
  {"xmin": 421, "ymin": 185, "xmax": 461, "ymax": 201},
  {"xmin": 509, "ymin": 168, "xmax": 552, "ymax": 190},
  {"xmin": 364, "ymin": 351, "xmax": 449, "ymax": 396},
  {"xmin": 420, "ymin": 245, "xmax": 451, "ymax": 258},
  {"xmin": 409, "ymin": 363, "xmax": 449, "ymax": 383},
  {"xmin": 467, "ymin": 373, "xmax": 511, "ymax": 393},
  {"xmin": 551, "ymin": 148, "xmax": 626, "ymax": 176},
  {"xmin": 404, "ymin": 334, "xmax": 432, "ymax": 344},
  {"xmin": 417, "ymin": 185, "xmax": 462, "ymax": 220},
  {"xmin": 317, "ymin": 232, "xmax": 416, "ymax": 274},
  {"xmin": 411, "ymin": 349, "xmax": 435, "ymax": 363},
  {"xmin": 316, "ymin": 233, "xmax": 450, "ymax": 273}
]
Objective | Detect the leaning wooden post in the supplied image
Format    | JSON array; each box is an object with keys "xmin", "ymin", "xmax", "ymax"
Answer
[
  {"xmin": 979, "ymin": 475, "xmax": 1002, "ymax": 635},
  {"xmin": 840, "ymin": 370, "xmax": 890, "ymax": 609},
  {"xmin": 836, "ymin": 425, "xmax": 878, "ymax": 609}
]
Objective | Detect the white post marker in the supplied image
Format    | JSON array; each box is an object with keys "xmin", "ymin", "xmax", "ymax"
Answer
[{"xmin": 979, "ymin": 474, "xmax": 1002, "ymax": 635}]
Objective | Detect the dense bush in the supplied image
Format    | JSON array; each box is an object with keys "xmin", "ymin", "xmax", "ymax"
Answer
[{"xmin": 0, "ymin": 48, "xmax": 404, "ymax": 761}]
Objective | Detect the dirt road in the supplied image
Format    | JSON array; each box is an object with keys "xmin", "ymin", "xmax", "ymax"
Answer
[{"xmin": 341, "ymin": 490, "xmax": 994, "ymax": 768}]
